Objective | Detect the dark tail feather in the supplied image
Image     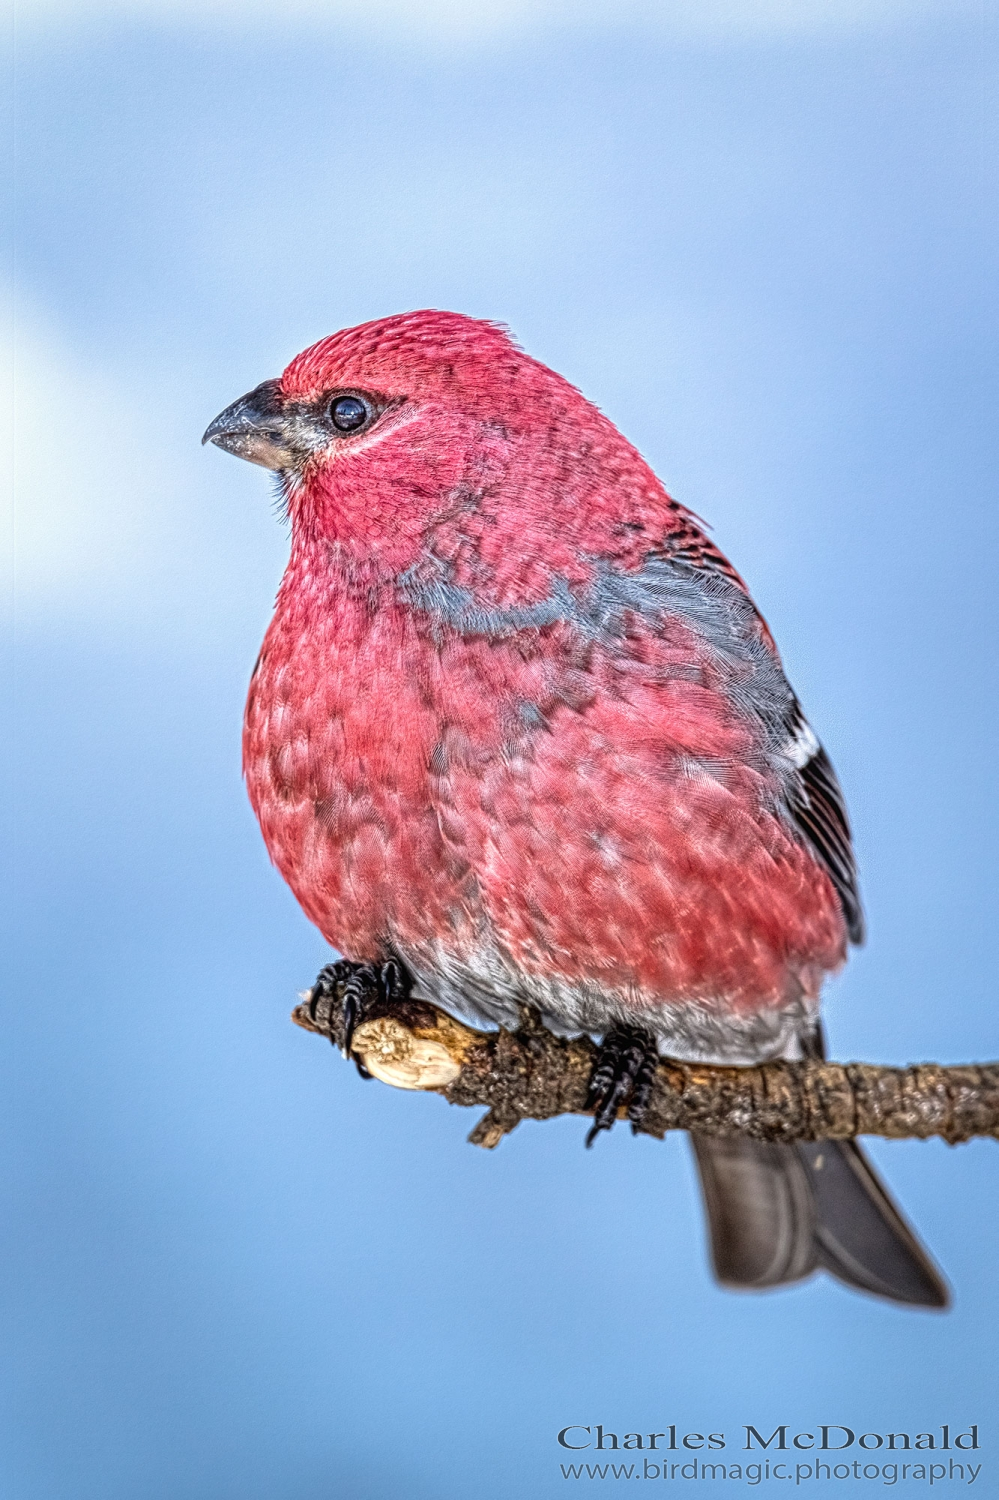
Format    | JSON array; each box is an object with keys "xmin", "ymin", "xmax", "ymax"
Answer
[
  {"xmin": 798, "ymin": 1139, "xmax": 949, "ymax": 1307},
  {"xmin": 691, "ymin": 1135, "xmax": 949, "ymax": 1308},
  {"xmin": 689, "ymin": 1136, "xmax": 818, "ymax": 1289}
]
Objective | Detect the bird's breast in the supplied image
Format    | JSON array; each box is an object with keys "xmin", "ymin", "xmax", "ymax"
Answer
[
  {"xmin": 243, "ymin": 570, "xmax": 846, "ymax": 1007},
  {"xmin": 243, "ymin": 585, "xmax": 483, "ymax": 959}
]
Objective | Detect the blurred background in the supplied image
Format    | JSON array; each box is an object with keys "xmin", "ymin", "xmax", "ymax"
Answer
[{"xmin": 5, "ymin": 1, "xmax": 997, "ymax": 1496}]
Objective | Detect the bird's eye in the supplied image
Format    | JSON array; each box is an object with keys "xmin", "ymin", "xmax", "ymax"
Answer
[{"xmin": 329, "ymin": 396, "xmax": 370, "ymax": 433}]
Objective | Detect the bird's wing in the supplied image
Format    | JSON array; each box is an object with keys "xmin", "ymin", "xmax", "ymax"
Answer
[
  {"xmin": 650, "ymin": 521, "xmax": 865, "ymax": 945},
  {"xmin": 399, "ymin": 511, "xmax": 865, "ymax": 945},
  {"xmin": 780, "ymin": 704, "xmax": 865, "ymax": 944}
]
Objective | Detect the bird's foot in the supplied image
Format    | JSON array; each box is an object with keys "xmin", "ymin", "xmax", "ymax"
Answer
[
  {"xmin": 585, "ymin": 1025, "xmax": 659, "ymax": 1147},
  {"xmin": 307, "ymin": 958, "xmax": 412, "ymax": 1077}
]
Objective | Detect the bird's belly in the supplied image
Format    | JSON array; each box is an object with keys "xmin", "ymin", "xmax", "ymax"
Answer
[{"xmin": 406, "ymin": 941, "xmax": 818, "ymax": 1065}]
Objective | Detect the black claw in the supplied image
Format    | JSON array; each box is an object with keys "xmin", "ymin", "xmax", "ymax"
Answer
[
  {"xmin": 340, "ymin": 967, "xmax": 373, "ymax": 1055},
  {"xmin": 379, "ymin": 959, "xmax": 406, "ymax": 1004},
  {"xmin": 342, "ymin": 991, "xmax": 359, "ymax": 1055},
  {"xmin": 627, "ymin": 1049, "xmax": 657, "ymax": 1134},
  {"xmin": 585, "ymin": 1025, "xmax": 659, "ymax": 1147},
  {"xmin": 308, "ymin": 957, "xmax": 412, "ymax": 1061}
]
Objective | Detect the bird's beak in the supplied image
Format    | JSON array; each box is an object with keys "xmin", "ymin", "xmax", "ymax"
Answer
[{"xmin": 202, "ymin": 379, "xmax": 295, "ymax": 470}]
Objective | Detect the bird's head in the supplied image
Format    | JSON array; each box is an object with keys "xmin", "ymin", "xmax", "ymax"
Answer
[{"xmin": 204, "ymin": 309, "xmax": 666, "ymax": 582}]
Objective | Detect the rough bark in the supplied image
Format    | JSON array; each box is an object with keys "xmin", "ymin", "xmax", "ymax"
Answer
[{"xmin": 292, "ymin": 990, "xmax": 999, "ymax": 1150}]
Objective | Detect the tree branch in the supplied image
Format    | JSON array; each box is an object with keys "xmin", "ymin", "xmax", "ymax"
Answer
[{"xmin": 292, "ymin": 990, "xmax": 999, "ymax": 1150}]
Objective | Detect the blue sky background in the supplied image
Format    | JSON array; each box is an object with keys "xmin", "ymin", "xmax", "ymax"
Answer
[{"xmin": 6, "ymin": 3, "xmax": 998, "ymax": 1497}]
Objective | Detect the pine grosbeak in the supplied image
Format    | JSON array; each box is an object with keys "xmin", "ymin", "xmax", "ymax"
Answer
[{"xmin": 205, "ymin": 311, "xmax": 946, "ymax": 1307}]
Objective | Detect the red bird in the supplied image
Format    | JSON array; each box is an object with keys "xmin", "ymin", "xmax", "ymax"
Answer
[{"xmin": 205, "ymin": 310, "xmax": 946, "ymax": 1306}]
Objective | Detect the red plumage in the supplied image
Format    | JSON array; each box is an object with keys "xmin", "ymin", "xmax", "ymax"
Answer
[{"xmin": 242, "ymin": 311, "xmax": 844, "ymax": 1046}]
